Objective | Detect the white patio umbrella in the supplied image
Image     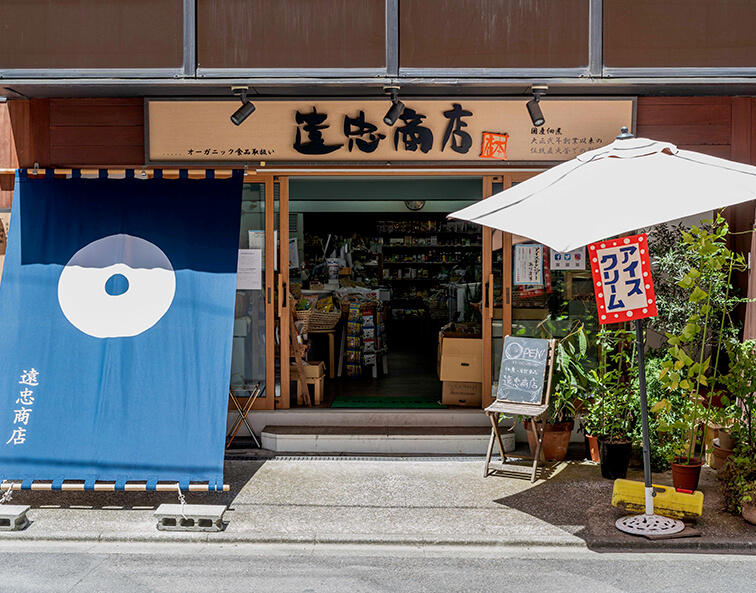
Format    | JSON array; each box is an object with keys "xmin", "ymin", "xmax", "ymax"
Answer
[
  {"xmin": 450, "ymin": 128, "xmax": 756, "ymax": 535},
  {"xmin": 452, "ymin": 128, "xmax": 756, "ymax": 253}
]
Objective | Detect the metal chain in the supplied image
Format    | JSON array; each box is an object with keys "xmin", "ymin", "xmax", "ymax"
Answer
[
  {"xmin": 176, "ymin": 483, "xmax": 187, "ymax": 519},
  {"xmin": 0, "ymin": 484, "xmax": 13, "ymax": 504}
]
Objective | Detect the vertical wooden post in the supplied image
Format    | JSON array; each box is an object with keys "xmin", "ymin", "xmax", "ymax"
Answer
[
  {"xmin": 264, "ymin": 176, "xmax": 276, "ymax": 410},
  {"xmin": 727, "ymin": 97, "xmax": 755, "ymax": 325},
  {"xmin": 278, "ymin": 176, "xmax": 291, "ymax": 408},
  {"xmin": 481, "ymin": 176, "xmax": 494, "ymax": 408}
]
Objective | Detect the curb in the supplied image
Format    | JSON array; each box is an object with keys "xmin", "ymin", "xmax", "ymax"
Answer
[{"xmin": 2, "ymin": 530, "xmax": 756, "ymax": 551}]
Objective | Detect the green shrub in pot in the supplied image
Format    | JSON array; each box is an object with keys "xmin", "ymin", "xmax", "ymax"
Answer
[
  {"xmin": 654, "ymin": 215, "xmax": 746, "ymax": 471},
  {"xmin": 720, "ymin": 339, "xmax": 756, "ymax": 456}
]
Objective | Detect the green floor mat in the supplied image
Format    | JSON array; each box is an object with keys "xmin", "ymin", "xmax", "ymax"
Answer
[{"xmin": 331, "ymin": 395, "xmax": 447, "ymax": 409}]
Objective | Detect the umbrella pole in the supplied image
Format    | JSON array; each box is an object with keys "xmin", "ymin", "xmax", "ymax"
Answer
[
  {"xmin": 635, "ymin": 318, "xmax": 654, "ymax": 515},
  {"xmin": 615, "ymin": 320, "xmax": 685, "ymax": 535}
]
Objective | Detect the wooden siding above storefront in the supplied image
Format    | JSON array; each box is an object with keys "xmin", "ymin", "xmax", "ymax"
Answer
[{"xmin": 2, "ymin": 95, "xmax": 756, "ymax": 218}]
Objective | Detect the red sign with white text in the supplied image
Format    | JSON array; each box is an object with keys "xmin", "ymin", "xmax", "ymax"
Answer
[{"xmin": 588, "ymin": 233, "xmax": 657, "ymax": 324}]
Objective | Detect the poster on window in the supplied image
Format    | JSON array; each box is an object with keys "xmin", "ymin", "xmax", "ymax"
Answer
[
  {"xmin": 237, "ymin": 249, "xmax": 262, "ymax": 290},
  {"xmin": 550, "ymin": 247, "xmax": 586, "ymax": 270},
  {"xmin": 248, "ymin": 230, "xmax": 277, "ymax": 270},
  {"xmin": 588, "ymin": 234, "xmax": 657, "ymax": 324},
  {"xmin": 514, "ymin": 244, "xmax": 543, "ymax": 285}
]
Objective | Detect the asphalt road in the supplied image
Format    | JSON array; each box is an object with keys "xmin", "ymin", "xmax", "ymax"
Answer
[{"xmin": 2, "ymin": 542, "xmax": 756, "ymax": 593}]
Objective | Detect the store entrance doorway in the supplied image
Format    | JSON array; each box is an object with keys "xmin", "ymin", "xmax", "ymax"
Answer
[{"xmin": 288, "ymin": 177, "xmax": 483, "ymax": 410}]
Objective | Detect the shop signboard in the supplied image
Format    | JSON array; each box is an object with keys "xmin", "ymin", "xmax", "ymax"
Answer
[
  {"xmin": 495, "ymin": 336, "xmax": 549, "ymax": 404},
  {"xmin": 146, "ymin": 98, "xmax": 635, "ymax": 164},
  {"xmin": 588, "ymin": 233, "xmax": 658, "ymax": 324}
]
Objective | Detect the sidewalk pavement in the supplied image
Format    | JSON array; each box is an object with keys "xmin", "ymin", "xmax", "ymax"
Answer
[{"xmin": 2, "ymin": 448, "xmax": 756, "ymax": 551}]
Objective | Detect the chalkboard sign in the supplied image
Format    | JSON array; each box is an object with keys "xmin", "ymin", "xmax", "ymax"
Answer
[{"xmin": 496, "ymin": 336, "xmax": 550, "ymax": 404}]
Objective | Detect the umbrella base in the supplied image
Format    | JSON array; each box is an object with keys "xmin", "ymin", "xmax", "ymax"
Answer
[{"xmin": 615, "ymin": 513, "xmax": 685, "ymax": 536}]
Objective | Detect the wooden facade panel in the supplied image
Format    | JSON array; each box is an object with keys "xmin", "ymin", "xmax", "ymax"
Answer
[
  {"xmin": 50, "ymin": 104, "xmax": 144, "ymax": 127},
  {"xmin": 636, "ymin": 103, "xmax": 731, "ymax": 127},
  {"xmin": 49, "ymin": 145, "xmax": 144, "ymax": 167},
  {"xmin": 676, "ymin": 144, "xmax": 731, "ymax": 159},
  {"xmin": 50, "ymin": 125, "xmax": 144, "ymax": 147},
  {"xmin": 0, "ymin": 103, "xmax": 15, "ymax": 169},
  {"xmin": 0, "ymin": 174, "xmax": 13, "ymax": 209},
  {"xmin": 730, "ymin": 97, "xmax": 752, "ymax": 165},
  {"xmin": 50, "ymin": 99, "xmax": 144, "ymax": 108},
  {"xmin": 635, "ymin": 124, "xmax": 731, "ymax": 146},
  {"xmin": 751, "ymin": 99, "xmax": 756, "ymax": 169},
  {"xmin": 638, "ymin": 97, "xmax": 733, "ymax": 106}
]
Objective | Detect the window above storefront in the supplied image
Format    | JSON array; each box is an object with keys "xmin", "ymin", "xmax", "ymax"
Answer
[
  {"xmin": 197, "ymin": 0, "xmax": 386, "ymax": 71},
  {"xmin": 2, "ymin": 0, "xmax": 756, "ymax": 88},
  {"xmin": 604, "ymin": 0, "xmax": 756, "ymax": 69},
  {"xmin": 399, "ymin": 0, "xmax": 590, "ymax": 70},
  {"xmin": 0, "ymin": 0, "xmax": 184, "ymax": 70}
]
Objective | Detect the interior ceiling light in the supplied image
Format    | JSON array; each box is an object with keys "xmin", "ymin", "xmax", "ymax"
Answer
[
  {"xmin": 383, "ymin": 86, "xmax": 405, "ymax": 126},
  {"xmin": 527, "ymin": 85, "xmax": 548, "ymax": 128},
  {"xmin": 230, "ymin": 86, "xmax": 255, "ymax": 126}
]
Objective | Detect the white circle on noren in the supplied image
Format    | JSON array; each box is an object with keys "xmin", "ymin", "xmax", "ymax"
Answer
[{"xmin": 58, "ymin": 234, "xmax": 176, "ymax": 338}]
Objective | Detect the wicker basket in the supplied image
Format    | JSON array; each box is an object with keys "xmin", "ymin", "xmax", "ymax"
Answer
[{"xmin": 295, "ymin": 309, "xmax": 341, "ymax": 332}]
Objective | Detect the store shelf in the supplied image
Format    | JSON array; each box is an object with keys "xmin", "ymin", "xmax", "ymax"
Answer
[
  {"xmin": 383, "ymin": 261, "xmax": 456, "ymax": 266},
  {"xmin": 380, "ymin": 231, "xmax": 480, "ymax": 236},
  {"xmin": 382, "ymin": 244, "xmax": 482, "ymax": 249}
]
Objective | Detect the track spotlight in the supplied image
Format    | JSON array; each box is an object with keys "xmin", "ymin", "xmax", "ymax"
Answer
[
  {"xmin": 383, "ymin": 87, "xmax": 405, "ymax": 126},
  {"xmin": 527, "ymin": 85, "xmax": 547, "ymax": 127},
  {"xmin": 230, "ymin": 86, "xmax": 255, "ymax": 126}
]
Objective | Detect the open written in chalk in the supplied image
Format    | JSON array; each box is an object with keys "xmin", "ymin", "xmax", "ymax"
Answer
[{"xmin": 496, "ymin": 336, "xmax": 550, "ymax": 404}]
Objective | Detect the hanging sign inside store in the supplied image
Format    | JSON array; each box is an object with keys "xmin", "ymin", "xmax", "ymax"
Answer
[
  {"xmin": 550, "ymin": 247, "xmax": 586, "ymax": 270},
  {"xmin": 588, "ymin": 234, "xmax": 657, "ymax": 324},
  {"xmin": 514, "ymin": 244, "xmax": 544, "ymax": 285},
  {"xmin": 146, "ymin": 98, "xmax": 635, "ymax": 164}
]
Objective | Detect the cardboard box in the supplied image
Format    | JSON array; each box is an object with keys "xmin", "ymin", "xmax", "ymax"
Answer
[
  {"xmin": 442, "ymin": 381, "xmax": 482, "ymax": 406},
  {"xmin": 438, "ymin": 336, "xmax": 483, "ymax": 382},
  {"xmin": 290, "ymin": 361, "xmax": 325, "ymax": 379}
]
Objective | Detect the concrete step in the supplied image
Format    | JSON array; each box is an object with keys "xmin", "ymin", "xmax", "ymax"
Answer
[
  {"xmin": 260, "ymin": 425, "xmax": 493, "ymax": 454},
  {"xmin": 230, "ymin": 408, "xmax": 492, "ymax": 439}
]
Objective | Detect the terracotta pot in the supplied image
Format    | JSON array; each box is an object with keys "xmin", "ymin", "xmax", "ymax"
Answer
[
  {"xmin": 742, "ymin": 503, "xmax": 756, "ymax": 525},
  {"xmin": 712, "ymin": 441, "xmax": 735, "ymax": 471},
  {"xmin": 598, "ymin": 438, "xmax": 632, "ymax": 480},
  {"xmin": 524, "ymin": 420, "xmax": 574, "ymax": 461},
  {"xmin": 695, "ymin": 388, "xmax": 727, "ymax": 410},
  {"xmin": 718, "ymin": 429, "xmax": 737, "ymax": 451},
  {"xmin": 584, "ymin": 434, "xmax": 600, "ymax": 463},
  {"xmin": 671, "ymin": 457, "xmax": 703, "ymax": 491}
]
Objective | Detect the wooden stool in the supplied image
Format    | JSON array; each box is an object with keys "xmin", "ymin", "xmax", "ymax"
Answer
[
  {"xmin": 307, "ymin": 328, "xmax": 337, "ymax": 378},
  {"xmin": 296, "ymin": 375, "xmax": 324, "ymax": 406}
]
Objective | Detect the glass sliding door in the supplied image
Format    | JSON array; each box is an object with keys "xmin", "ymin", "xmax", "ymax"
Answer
[
  {"xmin": 482, "ymin": 173, "xmax": 540, "ymax": 407},
  {"xmin": 232, "ymin": 175, "xmax": 288, "ymax": 411}
]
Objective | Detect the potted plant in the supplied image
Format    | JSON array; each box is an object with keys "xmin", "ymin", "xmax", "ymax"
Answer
[
  {"xmin": 524, "ymin": 322, "xmax": 592, "ymax": 461},
  {"xmin": 719, "ymin": 453, "xmax": 756, "ymax": 524},
  {"xmin": 579, "ymin": 396, "xmax": 602, "ymax": 463},
  {"xmin": 653, "ymin": 215, "xmax": 746, "ymax": 490},
  {"xmin": 591, "ymin": 326, "xmax": 637, "ymax": 480},
  {"xmin": 720, "ymin": 339, "xmax": 756, "ymax": 449},
  {"xmin": 706, "ymin": 382, "xmax": 740, "ymax": 470}
]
